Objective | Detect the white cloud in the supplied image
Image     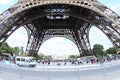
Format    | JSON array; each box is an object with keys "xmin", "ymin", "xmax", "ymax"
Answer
[
  {"xmin": 6, "ymin": 27, "xmax": 28, "ymax": 51},
  {"xmin": 39, "ymin": 37, "xmax": 79, "ymax": 56},
  {"xmin": 0, "ymin": 0, "xmax": 12, "ymax": 5},
  {"xmin": 89, "ymin": 26, "xmax": 113, "ymax": 50}
]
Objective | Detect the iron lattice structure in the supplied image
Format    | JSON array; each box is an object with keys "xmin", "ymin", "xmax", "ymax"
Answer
[{"xmin": 0, "ymin": 0, "xmax": 120, "ymax": 56}]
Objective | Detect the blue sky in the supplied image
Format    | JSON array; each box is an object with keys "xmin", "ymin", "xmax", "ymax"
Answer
[
  {"xmin": 0, "ymin": 0, "xmax": 120, "ymax": 56},
  {"xmin": 0, "ymin": 0, "xmax": 18, "ymax": 12},
  {"xmin": 99, "ymin": 0, "xmax": 120, "ymax": 15}
]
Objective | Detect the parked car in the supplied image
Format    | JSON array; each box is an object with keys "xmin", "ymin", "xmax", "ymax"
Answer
[{"xmin": 15, "ymin": 56, "xmax": 37, "ymax": 67}]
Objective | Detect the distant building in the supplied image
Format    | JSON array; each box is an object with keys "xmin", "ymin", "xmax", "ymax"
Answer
[{"xmin": 52, "ymin": 54, "xmax": 69, "ymax": 59}]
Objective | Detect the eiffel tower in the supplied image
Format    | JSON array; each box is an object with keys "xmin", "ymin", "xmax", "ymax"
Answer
[{"xmin": 0, "ymin": 0, "xmax": 120, "ymax": 56}]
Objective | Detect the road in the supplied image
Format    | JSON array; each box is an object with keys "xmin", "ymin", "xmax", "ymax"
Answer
[{"xmin": 1, "ymin": 61, "xmax": 120, "ymax": 80}]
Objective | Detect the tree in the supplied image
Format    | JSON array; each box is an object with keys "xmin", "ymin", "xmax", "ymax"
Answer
[
  {"xmin": 44, "ymin": 55, "xmax": 52, "ymax": 59},
  {"xmin": 92, "ymin": 44, "xmax": 104, "ymax": 57},
  {"xmin": 105, "ymin": 47, "xmax": 117, "ymax": 55},
  {"xmin": 36, "ymin": 53, "xmax": 45, "ymax": 59},
  {"xmin": 12, "ymin": 47, "xmax": 20, "ymax": 55},
  {"xmin": 20, "ymin": 53, "xmax": 27, "ymax": 57},
  {"xmin": 0, "ymin": 42, "xmax": 25, "ymax": 56},
  {"xmin": 69, "ymin": 55, "xmax": 78, "ymax": 59},
  {"xmin": 0, "ymin": 42, "xmax": 12, "ymax": 55},
  {"xmin": 19, "ymin": 47, "xmax": 24, "ymax": 55}
]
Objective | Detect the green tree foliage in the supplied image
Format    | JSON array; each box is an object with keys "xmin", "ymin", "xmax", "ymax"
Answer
[
  {"xmin": 36, "ymin": 53, "xmax": 53, "ymax": 60},
  {"xmin": 20, "ymin": 53, "xmax": 27, "ymax": 57},
  {"xmin": 93, "ymin": 44, "xmax": 104, "ymax": 57},
  {"xmin": 44, "ymin": 55, "xmax": 52, "ymax": 59},
  {"xmin": 0, "ymin": 42, "xmax": 12, "ymax": 55},
  {"xmin": 0, "ymin": 42, "xmax": 25, "ymax": 56},
  {"xmin": 12, "ymin": 47, "xmax": 20, "ymax": 55},
  {"xmin": 19, "ymin": 47, "xmax": 24, "ymax": 55},
  {"xmin": 69, "ymin": 55, "xmax": 78, "ymax": 59},
  {"xmin": 105, "ymin": 47, "xmax": 117, "ymax": 55},
  {"xmin": 36, "ymin": 53, "xmax": 45, "ymax": 59}
]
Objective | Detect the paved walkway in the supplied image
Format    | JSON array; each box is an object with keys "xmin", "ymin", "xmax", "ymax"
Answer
[{"xmin": 1, "ymin": 60, "xmax": 120, "ymax": 80}]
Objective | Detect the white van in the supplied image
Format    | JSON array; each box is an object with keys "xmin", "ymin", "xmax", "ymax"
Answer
[{"xmin": 15, "ymin": 56, "xmax": 37, "ymax": 67}]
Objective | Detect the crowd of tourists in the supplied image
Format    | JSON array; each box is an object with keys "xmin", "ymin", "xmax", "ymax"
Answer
[
  {"xmin": 36, "ymin": 54, "xmax": 120, "ymax": 66},
  {"xmin": 0, "ymin": 54, "xmax": 120, "ymax": 66}
]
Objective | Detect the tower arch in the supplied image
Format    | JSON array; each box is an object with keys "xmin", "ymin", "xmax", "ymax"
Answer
[
  {"xmin": 0, "ymin": 0, "xmax": 119, "ymax": 57},
  {"xmin": 39, "ymin": 37, "xmax": 79, "ymax": 57}
]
